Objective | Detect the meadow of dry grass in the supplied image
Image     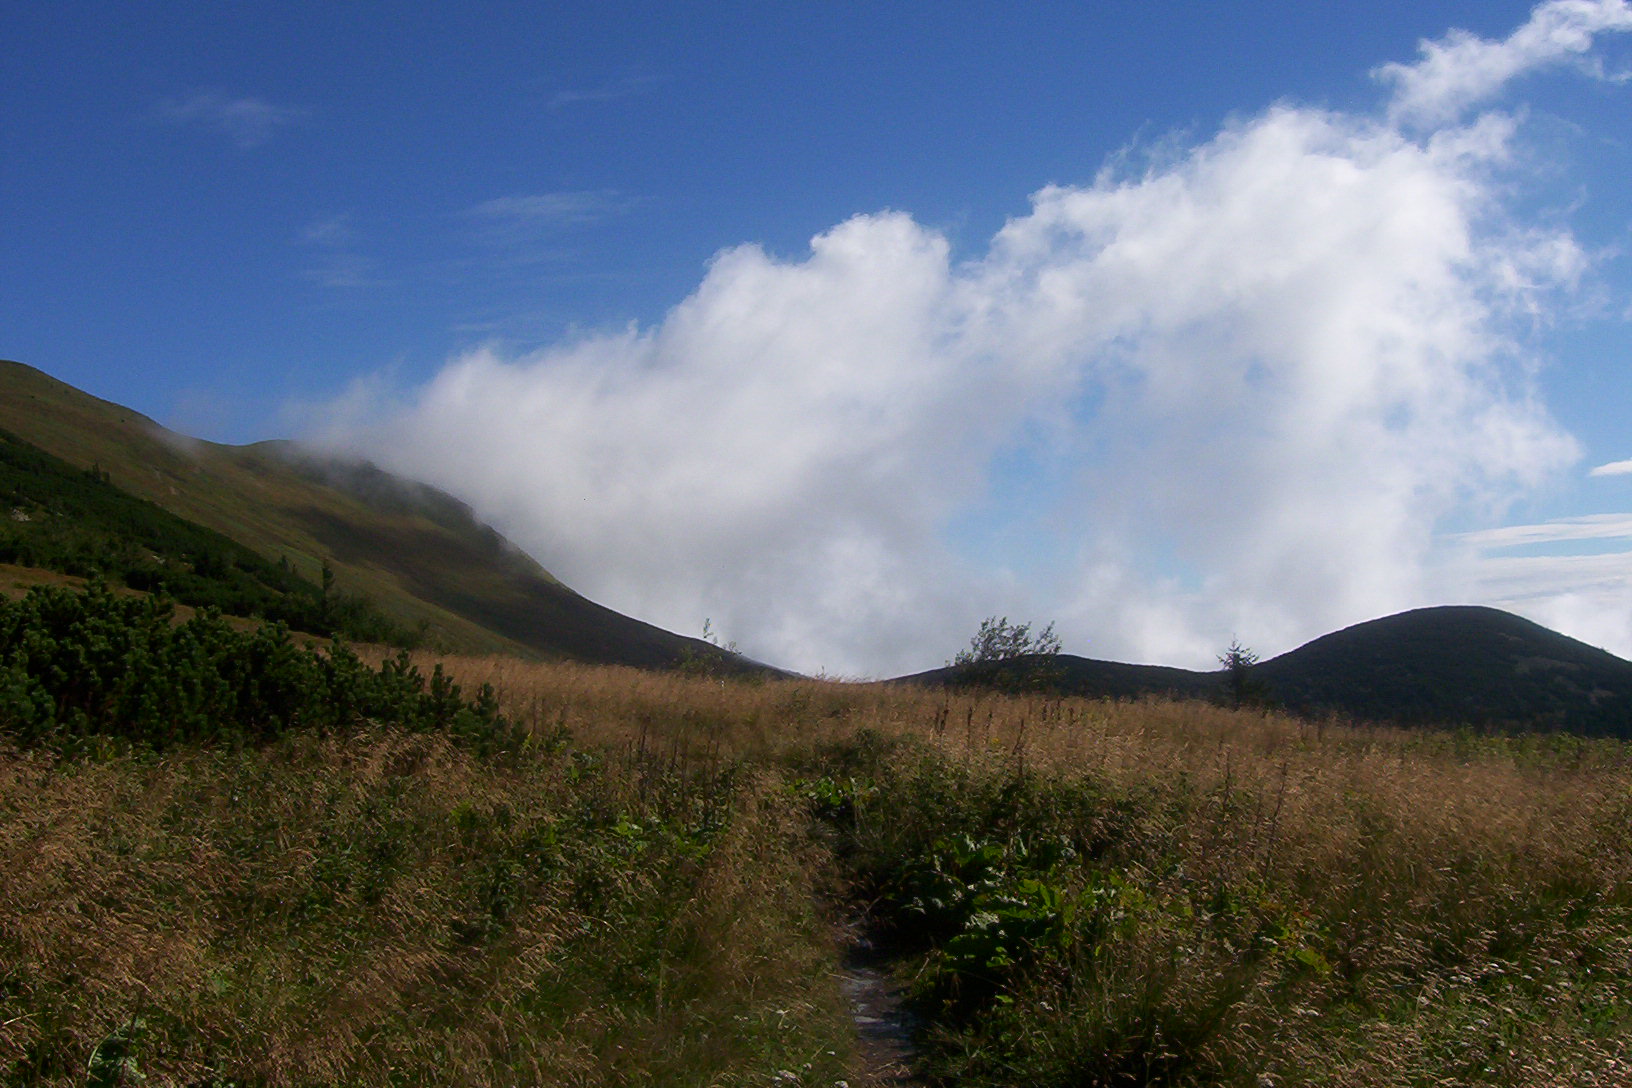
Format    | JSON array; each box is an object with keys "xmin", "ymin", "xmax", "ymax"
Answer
[
  {"xmin": 5, "ymin": 652, "xmax": 1632, "ymax": 1086},
  {"xmin": 0, "ymin": 726, "xmax": 855, "ymax": 1086}
]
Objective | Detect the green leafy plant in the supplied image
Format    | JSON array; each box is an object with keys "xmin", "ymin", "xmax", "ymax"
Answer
[
  {"xmin": 85, "ymin": 1015, "xmax": 146, "ymax": 1088},
  {"xmin": 889, "ymin": 833, "xmax": 1073, "ymax": 1015}
]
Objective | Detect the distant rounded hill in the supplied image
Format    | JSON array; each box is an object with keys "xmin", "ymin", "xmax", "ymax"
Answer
[
  {"xmin": 1258, "ymin": 606, "xmax": 1632, "ymax": 735},
  {"xmin": 899, "ymin": 606, "xmax": 1632, "ymax": 737}
]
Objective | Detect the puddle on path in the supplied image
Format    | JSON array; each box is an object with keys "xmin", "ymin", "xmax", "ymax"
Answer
[{"xmin": 837, "ymin": 930, "xmax": 918, "ymax": 1085}]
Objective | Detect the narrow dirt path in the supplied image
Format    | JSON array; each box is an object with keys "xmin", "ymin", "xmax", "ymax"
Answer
[{"xmin": 836, "ymin": 928, "xmax": 919, "ymax": 1085}]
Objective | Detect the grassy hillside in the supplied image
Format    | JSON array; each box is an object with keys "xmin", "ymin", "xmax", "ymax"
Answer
[
  {"xmin": 0, "ymin": 360, "xmax": 740, "ymax": 670},
  {"xmin": 5, "ymin": 587, "xmax": 1632, "ymax": 1086},
  {"xmin": 0, "ymin": 427, "xmax": 413, "ymax": 643}
]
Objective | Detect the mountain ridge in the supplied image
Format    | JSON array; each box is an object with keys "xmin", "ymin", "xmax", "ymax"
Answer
[
  {"xmin": 6, "ymin": 358, "xmax": 1630, "ymax": 730},
  {"xmin": 0, "ymin": 359, "xmax": 748, "ymax": 671}
]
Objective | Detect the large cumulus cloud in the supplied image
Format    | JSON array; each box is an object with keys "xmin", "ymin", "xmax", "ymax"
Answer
[{"xmin": 315, "ymin": 2, "xmax": 1628, "ymax": 675}]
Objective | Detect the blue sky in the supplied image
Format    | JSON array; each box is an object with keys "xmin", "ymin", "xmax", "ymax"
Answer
[{"xmin": 5, "ymin": 1, "xmax": 1632, "ymax": 674}]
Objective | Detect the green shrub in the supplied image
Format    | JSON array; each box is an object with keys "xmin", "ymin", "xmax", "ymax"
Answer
[{"xmin": 0, "ymin": 582, "xmax": 506, "ymax": 752}]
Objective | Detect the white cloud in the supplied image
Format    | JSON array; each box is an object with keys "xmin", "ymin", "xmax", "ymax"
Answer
[
  {"xmin": 151, "ymin": 91, "xmax": 305, "ymax": 148},
  {"xmin": 1590, "ymin": 457, "xmax": 1632, "ymax": 475},
  {"xmin": 310, "ymin": 7, "xmax": 1626, "ymax": 676},
  {"xmin": 1458, "ymin": 513, "xmax": 1632, "ymax": 547},
  {"xmin": 1447, "ymin": 511, "xmax": 1632, "ymax": 658},
  {"xmin": 1473, "ymin": 548, "xmax": 1632, "ymax": 595},
  {"xmin": 299, "ymin": 253, "xmax": 380, "ymax": 290},
  {"xmin": 1452, "ymin": 544, "xmax": 1632, "ymax": 655},
  {"xmin": 1377, "ymin": 0, "xmax": 1632, "ymax": 127}
]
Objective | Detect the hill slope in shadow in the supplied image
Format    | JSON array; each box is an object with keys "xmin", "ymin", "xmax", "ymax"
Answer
[{"xmin": 1258, "ymin": 605, "xmax": 1632, "ymax": 735}]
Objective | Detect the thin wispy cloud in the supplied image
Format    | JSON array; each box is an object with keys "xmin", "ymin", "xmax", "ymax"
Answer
[
  {"xmin": 296, "ymin": 213, "xmax": 382, "ymax": 289},
  {"xmin": 1465, "ymin": 550, "xmax": 1632, "ymax": 603},
  {"xmin": 1459, "ymin": 513, "xmax": 1632, "ymax": 547},
  {"xmin": 298, "ymin": 214, "xmax": 357, "ymax": 248},
  {"xmin": 465, "ymin": 191, "xmax": 632, "ymax": 230},
  {"xmin": 1377, "ymin": 0, "xmax": 1632, "ymax": 126},
  {"xmin": 151, "ymin": 91, "xmax": 306, "ymax": 148},
  {"xmin": 1590, "ymin": 457, "xmax": 1632, "ymax": 475},
  {"xmin": 300, "ymin": 253, "xmax": 380, "ymax": 290},
  {"xmin": 309, "ymin": 2, "xmax": 1632, "ymax": 675},
  {"xmin": 1452, "ymin": 541, "xmax": 1632, "ymax": 653},
  {"xmin": 546, "ymin": 73, "xmax": 659, "ymax": 111},
  {"xmin": 459, "ymin": 191, "xmax": 635, "ymax": 267}
]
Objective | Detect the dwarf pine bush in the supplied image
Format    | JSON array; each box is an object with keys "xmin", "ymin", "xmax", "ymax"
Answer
[{"xmin": 0, "ymin": 581, "xmax": 506, "ymax": 752}]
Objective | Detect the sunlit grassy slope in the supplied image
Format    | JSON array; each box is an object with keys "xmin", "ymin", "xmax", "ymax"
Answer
[{"xmin": 0, "ymin": 360, "xmax": 735, "ymax": 669}]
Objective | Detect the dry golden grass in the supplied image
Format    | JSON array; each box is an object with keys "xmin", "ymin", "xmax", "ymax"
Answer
[
  {"xmin": 6, "ymin": 650, "xmax": 1632, "ymax": 1086},
  {"xmin": 422, "ymin": 655, "xmax": 1632, "ymax": 1085},
  {"xmin": 0, "ymin": 727, "xmax": 851, "ymax": 1087}
]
